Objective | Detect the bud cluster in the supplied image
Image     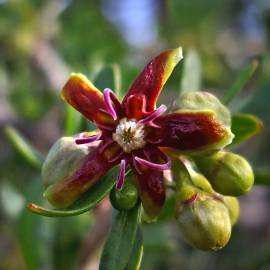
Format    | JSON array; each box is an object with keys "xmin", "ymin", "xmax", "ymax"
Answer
[{"xmin": 173, "ymin": 92, "xmax": 254, "ymax": 251}]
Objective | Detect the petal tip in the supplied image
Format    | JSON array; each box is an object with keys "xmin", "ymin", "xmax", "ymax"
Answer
[{"xmin": 173, "ymin": 46, "xmax": 183, "ymax": 63}]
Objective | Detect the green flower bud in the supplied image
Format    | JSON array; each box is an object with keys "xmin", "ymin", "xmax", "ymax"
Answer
[
  {"xmin": 42, "ymin": 136, "xmax": 89, "ymax": 187},
  {"xmin": 110, "ymin": 182, "xmax": 138, "ymax": 210},
  {"xmin": 176, "ymin": 196, "xmax": 231, "ymax": 251},
  {"xmin": 223, "ymin": 196, "xmax": 240, "ymax": 226},
  {"xmin": 195, "ymin": 151, "xmax": 254, "ymax": 196}
]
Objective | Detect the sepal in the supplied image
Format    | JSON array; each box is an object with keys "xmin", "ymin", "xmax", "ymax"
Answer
[{"xmin": 175, "ymin": 193, "xmax": 231, "ymax": 251}]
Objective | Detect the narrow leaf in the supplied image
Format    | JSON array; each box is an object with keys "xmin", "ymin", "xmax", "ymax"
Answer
[
  {"xmin": 64, "ymin": 105, "xmax": 83, "ymax": 135},
  {"xmin": 223, "ymin": 59, "xmax": 258, "ymax": 105},
  {"xmin": 254, "ymin": 171, "xmax": 270, "ymax": 185},
  {"xmin": 4, "ymin": 126, "xmax": 44, "ymax": 169},
  {"xmin": 28, "ymin": 167, "xmax": 119, "ymax": 217},
  {"xmin": 231, "ymin": 113, "xmax": 263, "ymax": 146},
  {"xmin": 94, "ymin": 64, "xmax": 122, "ymax": 98},
  {"xmin": 180, "ymin": 48, "xmax": 201, "ymax": 95},
  {"xmin": 111, "ymin": 64, "xmax": 122, "ymax": 99},
  {"xmin": 125, "ymin": 226, "xmax": 144, "ymax": 270},
  {"xmin": 99, "ymin": 204, "xmax": 141, "ymax": 270}
]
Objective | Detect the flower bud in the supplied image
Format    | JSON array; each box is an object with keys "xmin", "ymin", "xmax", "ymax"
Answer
[
  {"xmin": 176, "ymin": 196, "xmax": 231, "ymax": 251},
  {"xmin": 110, "ymin": 182, "xmax": 138, "ymax": 210},
  {"xmin": 223, "ymin": 196, "xmax": 240, "ymax": 226},
  {"xmin": 42, "ymin": 136, "xmax": 89, "ymax": 187},
  {"xmin": 195, "ymin": 151, "xmax": 254, "ymax": 196}
]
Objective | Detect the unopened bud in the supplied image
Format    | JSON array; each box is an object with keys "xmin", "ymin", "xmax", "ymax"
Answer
[
  {"xmin": 110, "ymin": 182, "xmax": 138, "ymax": 210},
  {"xmin": 42, "ymin": 136, "xmax": 89, "ymax": 187},
  {"xmin": 176, "ymin": 195, "xmax": 231, "ymax": 251},
  {"xmin": 223, "ymin": 196, "xmax": 240, "ymax": 226},
  {"xmin": 195, "ymin": 151, "xmax": 254, "ymax": 196}
]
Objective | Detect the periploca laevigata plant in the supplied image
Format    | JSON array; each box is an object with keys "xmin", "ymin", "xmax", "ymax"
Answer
[
  {"xmin": 26, "ymin": 47, "xmax": 263, "ymax": 267},
  {"xmin": 37, "ymin": 47, "xmax": 233, "ymax": 217}
]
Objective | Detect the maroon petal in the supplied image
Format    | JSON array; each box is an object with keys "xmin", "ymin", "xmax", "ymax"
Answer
[
  {"xmin": 131, "ymin": 147, "xmax": 167, "ymax": 217},
  {"xmin": 132, "ymin": 167, "xmax": 165, "ymax": 218},
  {"xmin": 149, "ymin": 111, "xmax": 232, "ymax": 152},
  {"xmin": 122, "ymin": 47, "xmax": 183, "ymax": 117},
  {"xmin": 44, "ymin": 145, "xmax": 117, "ymax": 208},
  {"xmin": 62, "ymin": 73, "xmax": 118, "ymax": 130}
]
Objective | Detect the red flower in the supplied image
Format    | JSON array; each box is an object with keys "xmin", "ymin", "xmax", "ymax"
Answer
[{"xmin": 45, "ymin": 47, "xmax": 232, "ymax": 217}]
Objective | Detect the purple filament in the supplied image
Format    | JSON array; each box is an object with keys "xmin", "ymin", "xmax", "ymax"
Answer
[
  {"xmin": 139, "ymin": 104, "xmax": 167, "ymax": 126},
  {"xmin": 116, "ymin": 159, "xmax": 126, "ymax": 190},
  {"xmin": 134, "ymin": 153, "xmax": 171, "ymax": 171},
  {"xmin": 75, "ymin": 133, "xmax": 101, "ymax": 145},
  {"xmin": 103, "ymin": 88, "xmax": 118, "ymax": 120}
]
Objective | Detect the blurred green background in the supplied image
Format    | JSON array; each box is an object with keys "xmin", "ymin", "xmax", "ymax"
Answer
[{"xmin": 0, "ymin": 0, "xmax": 270, "ymax": 269}]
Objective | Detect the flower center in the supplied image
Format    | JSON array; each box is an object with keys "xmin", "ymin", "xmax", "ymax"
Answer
[{"xmin": 112, "ymin": 118, "xmax": 146, "ymax": 153}]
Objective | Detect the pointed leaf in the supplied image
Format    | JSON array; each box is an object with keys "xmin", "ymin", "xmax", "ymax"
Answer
[
  {"xmin": 231, "ymin": 113, "xmax": 263, "ymax": 146},
  {"xmin": 99, "ymin": 204, "xmax": 141, "ymax": 270},
  {"xmin": 94, "ymin": 64, "xmax": 122, "ymax": 99},
  {"xmin": 125, "ymin": 226, "xmax": 144, "ymax": 270},
  {"xmin": 4, "ymin": 126, "xmax": 44, "ymax": 169},
  {"xmin": 223, "ymin": 59, "xmax": 259, "ymax": 105},
  {"xmin": 180, "ymin": 48, "xmax": 201, "ymax": 95},
  {"xmin": 28, "ymin": 167, "xmax": 119, "ymax": 217}
]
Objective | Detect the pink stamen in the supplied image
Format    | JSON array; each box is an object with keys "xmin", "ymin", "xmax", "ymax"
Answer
[
  {"xmin": 116, "ymin": 159, "xmax": 126, "ymax": 190},
  {"xmin": 134, "ymin": 153, "xmax": 171, "ymax": 171},
  {"xmin": 138, "ymin": 104, "xmax": 167, "ymax": 127},
  {"xmin": 75, "ymin": 133, "xmax": 102, "ymax": 144},
  {"xmin": 103, "ymin": 88, "xmax": 118, "ymax": 120}
]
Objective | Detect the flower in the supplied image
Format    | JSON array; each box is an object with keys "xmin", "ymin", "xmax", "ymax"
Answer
[{"xmin": 45, "ymin": 47, "xmax": 233, "ymax": 217}]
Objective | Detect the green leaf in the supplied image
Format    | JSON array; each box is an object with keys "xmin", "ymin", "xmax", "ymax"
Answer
[
  {"xmin": 99, "ymin": 204, "xmax": 141, "ymax": 270},
  {"xmin": 223, "ymin": 59, "xmax": 259, "ymax": 105},
  {"xmin": 180, "ymin": 48, "xmax": 201, "ymax": 95},
  {"xmin": 28, "ymin": 167, "xmax": 119, "ymax": 217},
  {"xmin": 4, "ymin": 126, "xmax": 44, "ymax": 169},
  {"xmin": 125, "ymin": 226, "xmax": 144, "ymax": 270},
  {"xmin": 254, "ymin": 171, "xmax": 270, "ymax": 185},
  {"xmin": 231, "ymin": 113, "xmax": 263, "ymax": 146},
  {"xmin": 111, "ymin": 64, "xmax": 122, "ymax": 99},
  {"xmin": 94, "ymin": 64, "xmax": 122, "ymax": 99},
  {"xmin": 64, "ymin": 105, "xmax": 83, "ymax": 136}
]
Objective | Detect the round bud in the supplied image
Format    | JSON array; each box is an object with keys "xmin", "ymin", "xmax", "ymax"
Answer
[
  {"xmin": 195, "ymin": 151, "xmax": 254, "ymax": 196},
  {"xmin": 42, "ymin": 136, "xmax": 89, "ymax": 187},
  {"xmin": 176, "ymin": 196, "xmax": 231, "ymax": 251},
  {"xmin": 223, "ymin": 196, "xmax": 240, "ymax": 226},
  {"xmin": 110, "ymin": 182, "xmax": 138, "ymax": 210}
]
